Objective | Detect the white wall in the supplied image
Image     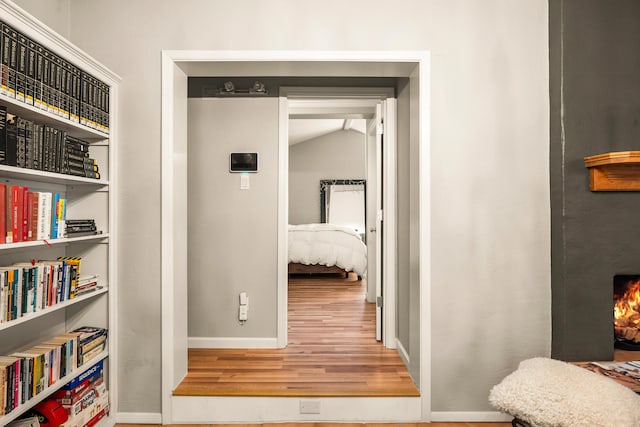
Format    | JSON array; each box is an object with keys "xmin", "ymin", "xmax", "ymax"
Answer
[
  {"xmin": 289, "ymin": 129, "xmax": 366, "ymax": 225},
  {"xmin": 19, "ymin": 0, "xmax": 550, "ymax": 415},
  {"xmin": 14, "ymin": 0, "xmax": 70, "ymax": 38}
]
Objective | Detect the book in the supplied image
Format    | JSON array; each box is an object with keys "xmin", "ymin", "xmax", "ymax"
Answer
[
  {"xmin": 0, "ymin": 183, "xmax": 5, "ymax": 244},
  {"xmin": 69, "ymin": 326, "xmax": 106, "ymax": 346},
  {"xmin": 59, "ymin": 358, "xmax": 103, "ymax": 391},
  {"xmin": 58, "ymin": 257, "xmax": 80, "ymax": 298},
  {"xmin": 575, "ymin": 360, "xmax": 640, "ymax": 393},
  {"xmin": 21, "ymin": 186, "xmax": 28, "ymax": 241},
  {"xmin": 10, "ymin": 185, "xmax": 21, "ymax": 242},
  {"xmin": 5, "ymin": 113, "xmax": 17, "ymax": 167},
  {"xmin": 0, "ymin": 105, "xmax": 6, "ymax": 164},
  {"xmin": 37, "ymin": 191, "xmax": 52, "ymax": 240},
  {"xmin": 4, "ymin": 184, "xmax": 10, "ymax": 243}
]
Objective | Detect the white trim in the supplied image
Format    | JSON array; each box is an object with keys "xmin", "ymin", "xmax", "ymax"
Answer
[
  {"xmin": 172, "ymin": 396, "xmax": 421, "ymax": 423},
  {"xmin": 382, "ymin": 97, "xmax": 397, "ymax": 348},
  {"xmin": 430, "ymin": 412, "xmax": 512, "ymax": 422},
  {"xmin": 115, "ymin": 412, "xmax": 163, "ymax": 424},
  {"xmin": 396, "ymin": 338, "xmax": 410, "ymax": 367},
  {"xmin": 161, "ymin": 50, "xmax": 431, "ymax": 423},
  {"xmin": 277, "ymin": 95, "xmax": 289, "ymax": 348},
  {"xmin": 418, "ymin": 53, "xmax": 432, "ymax": 421},
  {"xmin": 282, "ymin": 89, "xmax": 397, "ymax": 349},
  {"xmin": 189, "ymin": 337, "xmax": 279, "ymax": 348}
]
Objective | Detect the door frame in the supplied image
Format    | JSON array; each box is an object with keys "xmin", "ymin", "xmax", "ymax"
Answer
[
  {"xmin": 161, "ymin": 50, "xmax": 431, "ymax": 423},
  {"xmin": 280, "ymin": 90, "xmax": 396, "ymax": 348}
]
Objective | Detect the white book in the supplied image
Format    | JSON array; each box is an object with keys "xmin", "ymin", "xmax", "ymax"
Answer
[{"xmin": 37, "ymin": 192, "xmax": 53, "ymax": 240}]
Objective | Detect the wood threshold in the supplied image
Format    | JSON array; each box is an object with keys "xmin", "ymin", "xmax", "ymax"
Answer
[{"xmin": 174, "ymin": 274, "xmax": 419, "ymax": 397}]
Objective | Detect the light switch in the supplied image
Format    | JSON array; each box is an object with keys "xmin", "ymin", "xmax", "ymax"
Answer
[{"xmin": 240, "ymin": 173, "xmax": 250, "ymax": 190}]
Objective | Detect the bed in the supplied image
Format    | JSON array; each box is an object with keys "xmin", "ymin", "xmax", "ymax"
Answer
[{"xmin": 288, "ymin": 223, "xmax": 367, "ymax": 278}]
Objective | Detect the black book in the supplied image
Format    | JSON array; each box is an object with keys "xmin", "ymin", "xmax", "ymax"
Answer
[
  {"xmin": 26, "ymin": 39, "xmax": 36, "ymax": 105},
  {"xmin": 5, "ymin": 114, "xmax": 17, "ymax": 166},
  {"xmin": 16, "ymin": 34, "xmax": 27, "ymax": 103},
  {"xmin": 15, "ymin": 117, "xmax": 26, "ymax": 168},
  {"xmin": 2, "ymin": 24, "xmax": 18, "ymax": 98},
  {"xmin": 0, "ymin": 105, "xmax": 6, "ymax": 164}
]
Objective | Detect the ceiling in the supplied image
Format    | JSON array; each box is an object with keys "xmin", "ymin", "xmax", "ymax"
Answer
[{"xmin": 289, "ymin": 118, "xmax": 367, "ymax": 145}]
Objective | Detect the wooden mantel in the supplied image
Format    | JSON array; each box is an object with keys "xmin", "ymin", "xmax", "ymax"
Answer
[{"xmin": 584, "ymin": 151, "xmax": 640, "ymax": 191}]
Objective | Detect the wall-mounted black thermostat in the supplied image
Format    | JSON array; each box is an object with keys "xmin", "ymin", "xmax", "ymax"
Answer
[{"xmin": 230, "ymin": 152, "xmax": 258, "ymax": 173}]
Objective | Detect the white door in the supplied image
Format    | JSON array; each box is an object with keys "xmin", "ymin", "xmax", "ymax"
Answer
[{"xmin": 366, "ymin": 102, "xmax": 385, "ymax": 342}]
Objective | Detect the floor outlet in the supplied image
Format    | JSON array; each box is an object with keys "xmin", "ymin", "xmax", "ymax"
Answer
[{"xmin": 299, "ymin": 399, "xmax": 321, "ymax": 414}]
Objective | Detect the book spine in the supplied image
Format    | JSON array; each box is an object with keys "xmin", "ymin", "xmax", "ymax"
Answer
[
  {"xmin": 21, "ymin": 186, "xmax": 28, "ymax": 242},
  {"xmin": 11, "ymin": 185, "xmax": 20, "ymax": 243},
  {"xmin": 15, "ymin": 34, "xmax": 27, "ymax": 103},
  {"xmin": 28, "ymin": 191, "xmax": 36, "ymax": 241},
  {"xmin": 51, "ymin": 192, "xmax": 60, "ymax": 239},
  {"xmin": 5, "ymin": 184, "xmax": 12, "ymax": 243},
  {"xmin": 0, "ymin": 105, "xmax": 6, "ymax": 164},
  {"xmin": 0, "ymin": 183, "xmax": 5, "ymax": 244},
  {"xmin": 5, "ymin": 114, "xmax": 16, "ymax": 166}
]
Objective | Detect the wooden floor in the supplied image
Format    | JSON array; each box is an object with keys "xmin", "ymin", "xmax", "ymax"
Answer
[
  {"xmin": 173, "ymin": 274, "xmax": 420, "ymax": 397},
  {"xmin": 116, "ymin": 424, "xmax": 512, "ymax": 427}
]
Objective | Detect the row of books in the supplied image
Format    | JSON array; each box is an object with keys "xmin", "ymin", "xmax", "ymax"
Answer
[
  {"xmin": 0, "ymin": 21, "xmax": 110, "ymax": 133},
  {"xmin": 0, "ymin": 257, "xmax": 101, "ymax": 324},
  {"xmin": 0, "ymin": 185, "xmax": 66, "ymax": 244},
  {"xmin": 0, "ymin": 327, "xmax": 107, "ymax": 416},
  {"xmin": 15, "ymin": 359, "xmax": 109, "ymax": 427},
  {"xmin": 0, "ymin": 107, "xmax": 101, "ymax": 178},
  {"xmin": 0, "ymin": 183, "xmax": 102, "ymax": 245}
]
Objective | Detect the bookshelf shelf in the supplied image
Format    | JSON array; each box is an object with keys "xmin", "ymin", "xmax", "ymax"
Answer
[
  {"xmin": 0, "ymin": 1, "xmax": 119, "ymax": 423},
  {"xmin": 0, "ymin": 286, "xmax": 107, "ymax": 332},
  {"xmin": 0, "ymin": 92, "xmax": 108, "ymax": 141},
  {"xmin": 0, "ymin": 233, "xmax": 108, "ymax": 251},
  {"xmin": 0, "ymin": 350, "xmax": 109, "ymax": 426},
  {"xmin": 0, "ymin": 164, "xmax": 108, "ymax": 186}
]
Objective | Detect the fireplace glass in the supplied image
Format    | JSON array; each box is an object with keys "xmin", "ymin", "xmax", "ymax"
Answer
[{"xmin": 614, "ymin": 275, "xmax": 640, "ymax": 350}]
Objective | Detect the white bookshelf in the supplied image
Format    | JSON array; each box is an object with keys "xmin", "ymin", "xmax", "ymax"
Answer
[{"xmin": 0, "ymin": 0, "xmax": 119, "ymax": 424}]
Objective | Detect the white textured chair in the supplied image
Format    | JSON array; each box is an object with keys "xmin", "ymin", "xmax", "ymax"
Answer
[{"xmin": 489, "ymin": 357, "xmax": 640, "ymax": 427}]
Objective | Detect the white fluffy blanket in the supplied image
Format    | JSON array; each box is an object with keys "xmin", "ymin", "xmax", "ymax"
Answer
[
  {"xmin": 489, "ymin": 357, "xmax": 640, "ymax": 427},
  {"xmin": 288, "ymin": 223, "xmax": 367, "ymax": 277}
]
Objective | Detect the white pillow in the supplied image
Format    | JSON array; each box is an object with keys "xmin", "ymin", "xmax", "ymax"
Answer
[{"xmin": 489, "ymin": 357, "xmax": 640, "ymax": 427}]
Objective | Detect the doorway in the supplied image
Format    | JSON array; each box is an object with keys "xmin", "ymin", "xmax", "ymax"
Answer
[
  {"xmin": 161, "ymin": 51, "xmax": 430, "ymax": 423},
  {"xmin": 282, "ymin": 91, "xmax": 396, "ymax": 348}
]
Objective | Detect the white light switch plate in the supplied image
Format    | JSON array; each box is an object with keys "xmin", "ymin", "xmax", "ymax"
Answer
[{"xmin": 240, "ymin": 174, "xmax": 250, "ymax": 190}]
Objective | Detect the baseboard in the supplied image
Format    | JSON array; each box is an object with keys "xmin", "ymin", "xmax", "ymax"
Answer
[
  {"xmin": 395, "ymin": 338, "xmax": 410, "ymax": 366},
  {"xmin": 188, "ymin": 336, "xmax": 279, "ymax": 348},
  {"xmin": 172, "ymin": 396, "xmax": 421, "ymax": 423},
  {"xmin": 116, "ymin": 412, "xmax": 163, "ymax": 424},
  {"xmin": 431, "ymin": 411, "xmax": 512, "ymax": 422}
]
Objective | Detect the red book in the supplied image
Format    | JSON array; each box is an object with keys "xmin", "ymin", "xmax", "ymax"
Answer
[
  {"xmin": 21, "ymin": 186, "xmax": 28, "ymax": 241},
  {"xmin": 5, "ymin": 184, "xmax": 12, "ymax": 243},
  {"xmin": 29, "ymin": 191, "xmax": 38, "ymax": 241},
  {"xmin": 11, "ymin": 185, "xmax": 21, "ymax": 243},
  {"xmin": 0, "ymin": 183, "xmax": 5, "ymax": 244}
]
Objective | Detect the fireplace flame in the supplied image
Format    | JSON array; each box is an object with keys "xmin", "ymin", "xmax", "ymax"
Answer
[{"xmin": 614, "ymin": 279, "xmax": 640, "ymax": 328}]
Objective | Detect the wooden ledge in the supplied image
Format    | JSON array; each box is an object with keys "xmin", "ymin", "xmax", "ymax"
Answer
[{"xmin": 584, "ymin": 151, "xmax": 640, "ymax": 191}]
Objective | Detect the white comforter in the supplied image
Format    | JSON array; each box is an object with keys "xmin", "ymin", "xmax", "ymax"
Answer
[{"xmin": 288, "ymin": 223, "xmax": 367, "ymax": 277}]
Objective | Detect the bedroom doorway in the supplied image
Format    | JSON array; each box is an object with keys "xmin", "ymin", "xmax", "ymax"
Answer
[{"xmin": 283, "ymin": 89, "xmax": 396, "ymax": 348}]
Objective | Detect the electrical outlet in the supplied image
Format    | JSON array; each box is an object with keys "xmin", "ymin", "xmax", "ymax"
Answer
[
  {"xmin": 239, "ymin": 305, "xmax": 248, "ymax": 321},
  {"xmin": 239, "ymin": 292, "xmax": 248, "ymax": 305},
  {"xmin": 299, "ymin": 399, "xmax": 320, "ymax": 414}
]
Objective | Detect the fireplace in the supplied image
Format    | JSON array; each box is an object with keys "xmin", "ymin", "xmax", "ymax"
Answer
[{"xmin": 614, "ymin": 275, "xmax": 640, "ymax": 350}]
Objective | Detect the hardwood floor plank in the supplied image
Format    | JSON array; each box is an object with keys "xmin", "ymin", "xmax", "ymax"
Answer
[{"xmin": 173, "ymin": 275, "xmax": 419, "ymax": 397}]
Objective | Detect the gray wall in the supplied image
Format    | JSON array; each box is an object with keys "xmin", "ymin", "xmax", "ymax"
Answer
[
  {"xmin": 289, "ymin": 130, "xmax": 366, "ymax": 225},
  {"xmin": 550, "ymin": 0, "xmax": 640, "ymax": 361},
  {"xmin": 187, "ymin": 98, "xmax": 279, "ymax": 339},
  {"xmin": 19, "ymin": 0, "xmax": 551, "ymax": 414}
]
